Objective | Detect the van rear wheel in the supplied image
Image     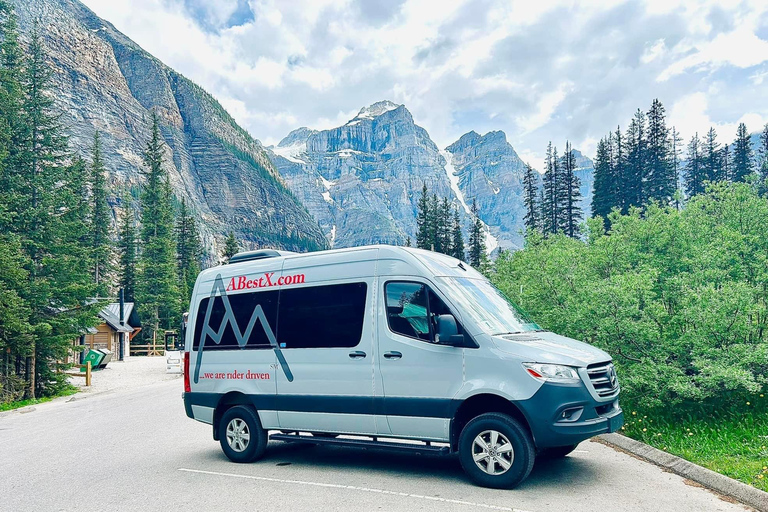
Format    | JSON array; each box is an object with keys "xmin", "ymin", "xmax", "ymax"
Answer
[
  {"xmin": 458, "ymin": 413, "xmax": 535, "ymax": 489},
  {"xmin": 218, "ymin": 406, "xmax": 267, "ymax": 463}
]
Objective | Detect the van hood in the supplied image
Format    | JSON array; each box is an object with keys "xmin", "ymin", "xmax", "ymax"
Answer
[{"xmin": 491, "ymin": 331, "xmax": 611, "ymax": 367}]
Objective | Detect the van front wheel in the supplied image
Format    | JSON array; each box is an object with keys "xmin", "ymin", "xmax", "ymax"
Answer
[
  {"xmin": 218, "ymin": 406, "xmax": 267, "ymax": 463},
  {"xmin": 458, "ymin": 413, "xmax": 535, "ymax": 489}
]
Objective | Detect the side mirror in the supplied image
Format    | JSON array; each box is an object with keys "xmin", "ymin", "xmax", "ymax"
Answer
[{"xmin": 436, "ymin": 314, "xmax": 468, "ymax": 347}]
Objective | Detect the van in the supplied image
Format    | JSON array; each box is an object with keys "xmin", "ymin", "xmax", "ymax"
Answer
[{"xmin": 182, "ymin": 245, "xmax": 623, "ymax": 488}]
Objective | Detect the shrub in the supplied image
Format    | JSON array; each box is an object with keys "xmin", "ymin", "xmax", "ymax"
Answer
[{"xmin": 492, "ymin": 182, "xmax": 768, "ymax": 411}]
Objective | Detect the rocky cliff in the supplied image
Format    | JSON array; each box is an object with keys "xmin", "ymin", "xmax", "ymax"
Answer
[
  {"xmin": 268, "ymin": 101, "xmax": 465, "ymax": 248},
  {"xmin": 445, "ymin": 133, "xmax": 594, "ymax": 250},
  {"xmin": 13, "ymin": 0, "xmax": 328, "ymax": 254},
  {"xmin": 445, "ymin": 131, "xmax": 529, "ymax": 250}
]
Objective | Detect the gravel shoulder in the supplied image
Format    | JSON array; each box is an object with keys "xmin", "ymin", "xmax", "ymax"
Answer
[{"xmin": 67, "ymin": 355, "xmax": 182, "ymax": 395}]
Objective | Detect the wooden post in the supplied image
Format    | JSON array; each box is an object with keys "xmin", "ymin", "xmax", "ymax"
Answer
[{"xmin": 85, "ymin": 361, "xmax": 91, "ymax": 387}]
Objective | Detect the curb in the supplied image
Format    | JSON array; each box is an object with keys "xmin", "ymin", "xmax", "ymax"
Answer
[{"xmin": 598, "ymin": 433, "xmax": 768, "ymax": 512}]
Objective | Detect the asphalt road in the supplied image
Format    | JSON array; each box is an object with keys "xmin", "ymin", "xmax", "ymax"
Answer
[{"xmin": 0, "ymin": 378, "xmax": 751, "ymax": 512}]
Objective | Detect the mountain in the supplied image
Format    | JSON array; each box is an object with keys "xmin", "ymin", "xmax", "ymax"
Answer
[
  {"xmin": 268, "ymin": 101, "xmax": 471, "ymax": 248},
  {"xmin": 444, "ymin": 131, "xmax": 528, "ymax": 249},
  {"xmin": 13, "ymin": 0, "xmax": 328, "ymax": 254},
  {"xmin": 269, "ymin": 102, "xmax": 594, "ymax": 252}
]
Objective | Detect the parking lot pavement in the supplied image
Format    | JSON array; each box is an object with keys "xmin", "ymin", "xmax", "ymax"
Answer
[{"xmin": 0, "ymin": 375, "xmax": 753, "ymax": 512}]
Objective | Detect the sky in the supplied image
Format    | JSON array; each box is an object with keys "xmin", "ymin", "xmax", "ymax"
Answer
[{"xmin": 81, "ymin": 0, "xmax": 768, "ymax": 168}]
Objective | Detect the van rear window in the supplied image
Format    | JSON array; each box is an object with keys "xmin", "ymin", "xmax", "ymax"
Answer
[
  {"xmin": 192, "ymin": 290, "xmax": 279, "ymax": 351},
  {"xmin": 277, "ymin": 282, "xmax": 367, "ymax": 349}
]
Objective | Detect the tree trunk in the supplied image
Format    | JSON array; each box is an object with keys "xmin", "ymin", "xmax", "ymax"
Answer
[{"xmin": 24, "ymin": 350, "xmax": 35, "ymax": 399}]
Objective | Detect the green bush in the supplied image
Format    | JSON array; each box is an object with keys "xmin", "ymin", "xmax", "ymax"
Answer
[{"xmin": 492, "ymin": 182, "xmax": 768, "ymax": 411}]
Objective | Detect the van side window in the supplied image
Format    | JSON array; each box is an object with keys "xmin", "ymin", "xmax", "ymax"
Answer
[
  {"xmin": 277, "ymin": 282, "xmax": 367, "ymax": 349},
  {"xmin": 192, "ymin": 289, "xmax": 279, "ymax": 351},
  {"xmin": 385, "ymin": 282, "xmax": 465, "ymax": 342},
  {"xmin": 385, "ymin": 282, "xmax": 431, "ymax": 340}
]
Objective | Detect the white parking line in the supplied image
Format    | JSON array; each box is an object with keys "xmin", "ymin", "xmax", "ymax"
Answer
[{"xmin": 178, "ymin": 468, "xmax": 533, "ymax": 512}]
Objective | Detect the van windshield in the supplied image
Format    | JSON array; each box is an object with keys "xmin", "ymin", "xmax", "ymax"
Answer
[{"xmin": 437, "ymin": 277, "xmax": 540, "ymax": 335}]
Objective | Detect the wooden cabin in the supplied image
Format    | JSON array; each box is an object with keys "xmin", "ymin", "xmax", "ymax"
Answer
[{"xmin": 72, "ymin": 302, "xmax": 142, "ymax": 361}]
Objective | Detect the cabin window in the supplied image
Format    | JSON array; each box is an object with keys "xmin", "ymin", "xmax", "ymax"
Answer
[{"xmin": 277, "ymin": 282, "xmax": 368, "ymax": 349}]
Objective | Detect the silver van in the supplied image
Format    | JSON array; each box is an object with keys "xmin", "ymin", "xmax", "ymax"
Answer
[{"xmin": 182, "ymin": 245, "xmax": 623, "ymax": 488}]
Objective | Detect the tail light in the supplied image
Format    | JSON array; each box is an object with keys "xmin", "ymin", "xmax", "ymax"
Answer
[{"xmin": 183, "ymin": 351, "xmax": 191, "ymax": 393}]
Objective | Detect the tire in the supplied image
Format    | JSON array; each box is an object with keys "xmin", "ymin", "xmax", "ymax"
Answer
[
  {"xmin": 458, "ymin": 413, "xmax": 535, "ymax": 489},
  {"xmin": 218, "ymin": 405, "xmax": 268, "ymax": 463},
  {"xmin": 539, "ymin": 444, "xmax": 578, "ymax": 459}
]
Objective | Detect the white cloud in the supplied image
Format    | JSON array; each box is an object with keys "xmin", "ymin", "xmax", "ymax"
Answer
[
  {"xmin": 515, "ymin": 82, "xmax": 573, "ymax": 135},
  {"xmin": 658, "ymin": 26, "xmax": 768, "ymax": 81},
  {"xmin": 668, "ymin": 92, "xmax": 768, "ymax": 147},
  {"xmin": 641, "ymin": 39, "xmax": 666, "ymax": 64},
  {"xmin": 81, "ymin": 0, "xmax": 768, "ymax": 164}
]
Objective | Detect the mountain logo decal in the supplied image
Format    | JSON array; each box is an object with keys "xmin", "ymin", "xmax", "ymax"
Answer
[{"xmin": 193, "ymin": 274, "xmax": 294, "ymax": 384}]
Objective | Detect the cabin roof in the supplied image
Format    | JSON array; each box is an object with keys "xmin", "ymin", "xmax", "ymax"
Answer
[{"xmin": 99, "ymin": 302, "xmax": 142, "ymax": 332}]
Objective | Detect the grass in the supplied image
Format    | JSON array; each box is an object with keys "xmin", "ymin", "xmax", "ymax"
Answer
[
  {"xmin": 620, "ymin": 394, "xmax": 768, "ymax": 492},
  {"xmin": 0, "ymin": 385, "xmax": 79, "ymax": 412}
]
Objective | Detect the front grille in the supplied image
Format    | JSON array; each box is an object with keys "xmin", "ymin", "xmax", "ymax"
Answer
[{"xmin": 587, "ymin": 362, "xmax": 619, "ymax": 398}]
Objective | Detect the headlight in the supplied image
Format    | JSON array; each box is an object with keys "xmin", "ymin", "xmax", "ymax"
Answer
[{"xmin": 523, "ymin": 363, "xmax": 581, "ymax": 383}]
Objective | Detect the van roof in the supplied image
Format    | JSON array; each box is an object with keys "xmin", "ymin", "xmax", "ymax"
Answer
[{"xmin": 202, "ymin": 244, "xmax": 482, "ymax": 280}]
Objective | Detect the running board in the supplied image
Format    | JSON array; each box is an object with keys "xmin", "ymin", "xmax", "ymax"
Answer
[{"xmin": 269, "ymin": 433, "xmax": 451, "ymax": 456}]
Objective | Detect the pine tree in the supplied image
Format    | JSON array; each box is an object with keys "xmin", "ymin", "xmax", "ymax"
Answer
[
  {"xmin": 671, "ymin": 127, "xmax": 683, "ymax": 209},
  {"xmin": 623, "ymin": 109, "xmax": 646, "ymax": 209},
  {"xmin": 429, "ymin": 193, "xmax": 440, "ymax": 252},
  {"xmin": 760, "ymin": 124, "xmax": 768, "ymax": 196},
  {"xmin": 14, "ymin": 26, "xmax": 94, "ymax": 398},
  {"xmin": 703, "ymin": 127, "xmax": 722, "ymax": 183},
  {"xmin": 467, "ymin": 199, "xmax": 485, "ymax": 268},
  {"xmin": 685, "ymin": 133, "xmax": 705, "ymax": 197},
  {"xmin": 89, "ymin": 131, "xmax": 112, "ymax": 296},
  {"xmin": 0, "ymin": 2, "xmax": 22, "ymax": 187},
  {"xmin": 117, "ymin": 202, "xmax": 137, "ymax": 302},
  {"xmin": 561, "ymin": 141, "xmax": 582, "ymax": 237},
  {"xmin": 404, "ymin": 237, "xmax": 411, "ymax": 247},
  {"xmin": 0, "ymin": 4, "xmax": 30, "ymax": 393},
  {"xmin": 437, "ymin": 197, "xmax": 452, "ymax": 255},
  {"xmin": 540, "ymin": 144, "xmax": 552, "ymax": 234},
  {"xmin": 176, "ymin": 198, "xmax": 203, "ymax": 306},
  {"xmin": 222, "ymin": 231, "xmax": 239, "ymax": 260},
  {"xmin": 612, "ymin": 127, "xmax": 626, "ymax": 213},
  {"xmin": 137, "ymin": 112, "xmax": 178, "ymax": 345},
  {"xmin": 732, "ymin": 122, "xmax": 754, "ymax": 183},
  {"xmin": 541, "ymin": 143, "xmax": 562, "ymax": 235},
  {"xmin": 721, "ymin": 143, "xmax": 731, "ymax": 182},
  {"xmin": 591, "ymin": 137, "xmax": 613, "ymax": 221},
  {"xmin": 415, "ymin": 183, "xmax": 430, "ymax": 250},
  {"xmin": 645, "ymin": 99, "xmax": 674, "ymax": 204},
  {"xmin": 522, "ymin": 163, "xmax": 539, "ymax": 232},
  {"xmin": 553, "ymin": 146, "xmax": 569, "ymax": 233},
  {"xmin": 450, "ymin": 207, "xmax": 465, "ymax": 260}
]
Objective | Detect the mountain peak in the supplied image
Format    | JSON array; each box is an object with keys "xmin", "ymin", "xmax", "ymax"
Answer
[
  {"xmin": 482, "ymin": 130, "xmax": 508, "ymax": 144},
  {"xmin": 278, "ymin": 127, "xmax": 317, "ymax": 147},
  {"xmin": 346, "ymin": 100, "xmax": 402, "ymax": 125}
]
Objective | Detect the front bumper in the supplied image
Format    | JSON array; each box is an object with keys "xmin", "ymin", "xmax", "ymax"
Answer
[{"xmin": 515, "ymin": 380, "xmax": 623, "ymax": 449}]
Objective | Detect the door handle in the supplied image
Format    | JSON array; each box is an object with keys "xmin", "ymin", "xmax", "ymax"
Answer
[
  {"xmin": 348, "ymin": 351, "xmax": 367, "ymax": 359},
  {"xmin": 383, "ymin": 351, "xmax": 402, "ymax": 360}
]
